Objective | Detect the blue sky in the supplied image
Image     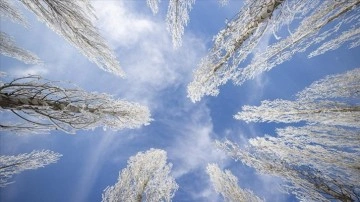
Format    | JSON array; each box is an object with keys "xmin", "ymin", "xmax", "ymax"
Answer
[{"xmin": 1, "ymin": 1, "xmax": 359, "ymax": 202}]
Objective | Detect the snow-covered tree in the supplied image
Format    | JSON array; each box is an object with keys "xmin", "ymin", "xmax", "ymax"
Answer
[
  {"xmin": 187, "ymin": 0, "xmax": 285, "ymax": 102},
  {"xmin": 146, "ymin": 0, "xmax": 195, "ymax": 48},
  {"xmin": 234, "ymin": 0, "xmax": 360, "ymax": 86},
  {"xmin": 235, "ymin": 68, "xmax": 360, "ymax": 128},
  {"xmin": 0, "ymin": 150, "xmax": 62, "ymax": 187},
  {"xmin": 296, "ymin": 68, "xmax": 360, "ymax": 101},
  {"xmin": 102, "ymin": 149, "xmax": 178, "ymax": 202},
  {"xmin": 207, "ymin": 163, "xmax": 263, "ymax": 202},
  {"xmin": 187, "ymin": 0, "xmax": 360, "ymax": 102},
  {"xmin": 225, "ymin": 68, "xmax": 360, "ymax": 201},
  {"xmin": 0, "ymin": 75, "xmax": 151, "ymax": 134},
  {"xmin": 249, "ymin": 125, "xmax": 360, "ymax": 185},
  {"xmin": 0, "ymin": 0, "xmax": 27, "ymax": 26},
  {"xmin": 166, "ymin": 0, "xmax": 195, "ymax": 49},
  {"xmin": 309, "ymin": 26, "xmax": 360, "ymax": 58},
  {"xmin": 0, "ymin": 0, "xmax": 41, "ymax": 64},
  {"xmin": 216, "ymin": 139, "xmax": 360, "ymax": 201},
  {"xmin": 235, "ymin": 99, "xmax": 359, "ymax": 128},
  {"xmin": 147, "ymin": 0, "xmax": 161, "ymax": 15},
  {"xmin": 0, "ymin": 32, "xmax": 42, "ymax": 64},
  {"xmin": 18, "ymin": 0, "xmax": 124, "ymax": 77}
]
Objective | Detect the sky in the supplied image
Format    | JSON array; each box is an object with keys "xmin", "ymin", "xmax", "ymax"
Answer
[{"xmin": 0, "ymin": 1, "xmax": 359, "ymax": 202}]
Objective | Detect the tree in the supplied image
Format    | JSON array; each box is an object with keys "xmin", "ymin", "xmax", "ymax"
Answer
[
  {"xmin": 187, "ymin": 0, "xmax": 360, "ymax": 102},
  {"xmin": 0, "ymin": 150, "xmax": 62, "ymax": 187},
  {"xmin": 234, "ymin": 0, "xmax": 359, "ymax": 86},
  {"xmin": 309, "ymin": 26, "xmax": 360, "ymax": 58},
  {"xmin": 0, "ymin": 75, "xmax": 151, "ymax": 134},
  {"xmin": 0, "ymin": 32, "xmax": 42, "ymax": 64},
  {"xmin": 18, "ymin": 0, "xmax": 124, "ymax": 77},
  {"xmin": 146, "ymin": 0, "xmax": 195, "ymax": 49},
  {"xmin": 235, "ymin": 68, "xmax": 360, "ymax": 128},
  {"xmin": 166, "ymin": 0, "xmax": 195, "ymax": 49},
  {"xmin": 187, "ymin": 0, "xmax": 285, "ymax": 102},
  {"xmin": 0, "ymin": 0, "xmax": 28, "ymax": 26},
  {"xmin": 217, "ymin": 68, "xmax": 360, "ymax": 201},
  {"xmin": 147, "ymin": 0, "xmax": 161, "ymax": 15},
  {"xmin": 206, "ymin": 163, "xmax": 263, "ymax": 202},
  {"xmin": 102, "ymin": 149, "xmax": 178, "ymax": 202},
  {"xmin": 235, "ymin": 99, "xmax": 359, "ymax": 128},
  {"xmin": 216, "ymin": 138, "xmax": 360, "ymax": 201},
  {"xmin": 249, "ymin": 125, "xmax": 360, "ymax": 185},
  {"xmin": 0, "ymin": 0, "xmax": 41, "ymax": 64},
  {"xmin": 296, "ymin": 68, "xmax": 360, "ymax": 101}
]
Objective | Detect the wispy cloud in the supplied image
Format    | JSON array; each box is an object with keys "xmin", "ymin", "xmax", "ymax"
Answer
[
  {"xmin": 8, "ymin": 64, "xmax": 48, "ymax": 77},
  {"xmin": 93, "ymin": 1, "xmax": 156, "ymax": 48},
  {"xmin": 71, "ymin": 133, "xmax": 116, "ymax": 202}
]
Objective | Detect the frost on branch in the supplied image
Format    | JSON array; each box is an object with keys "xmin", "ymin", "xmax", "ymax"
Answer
[
  {"xmin": 249, "ymin": 126, "xmax": 360, "ymax": 187},
  {"xmin": 19, "ymin": 0, "xmax": 124, "ymax": 77},
  {"xmin": 309, "ymin": 26, "xmax": 360, "ymax": 58},
  {"xmin": 207, "ymin": 163, "xmax": 263, "ymax": 202},
  {"xmin": 228, "ymin": 68, "xmax": 360, "ymax": 200},
  {"xmin": 102, "ymin": 149, "xmax": 178, "ymax": 202},
  {"xmin": 187, "ymin": 0, "xmax": 285, "ymax": 102},
  {"xmin": 297, "ymin": 68, "xmax": 360, "ymax": 101},
  {"xmin": 0, "ymin": 150, "xmax": 62, "ymax": 187},
  {"xmin": 166, "ymin": 0, "xmax": 195, "ymax": 49},
  {"xmin": 0, "ymin": 75, "xmax": 151, "ymax": 134},
  {"xmin": 235, "ymin": 68, "xmax": 360, "ymax": 128},
  {"xmin": 0, "ymin": 32, "xmax": 42, "ymax": 64},
  {"xmin": 232, "ymin": 1, "xmax": 359, "ymax": 85},
  {"xmin": 188, "ymin": 0, "xmax": 360, "ymax": 102},
  {"xmin": 0, "ymin": 0, "xmax": 28, "ymax": 26},
  {"xmin": 235, "ymin": 99, "xmax": 360, "ymax": 128},
  {"xmin": 147, "ymin": 0, "xmax": 161, "ymax": 14},
  {"xmin": 218, "ymin": 0, "xmax": 229, "ymax": 7},
  {"xmin": 216, "ymin": 137, "xmax": 360, "ymax": 201},
  {"xmin": 146, "ymin": 0, "xmax": 195, "ymax": 48}
]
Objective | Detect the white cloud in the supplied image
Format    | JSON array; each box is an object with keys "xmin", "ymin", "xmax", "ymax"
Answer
[
  {"xmin": 168, "ymin": 103, "xmax": 227, "ymax": 178},
  {"xmin": 90, "ymin": 1, "xmax": 207, "ymax": 113},
  {"xmin": 71, "ymin": 130, "xmax": 124, "ymax": 202},
  {"xmin": 256, "ymin": 174, "xmax": 291, "ymax": 202},
  {"xmin": 93, "ymin": 1, "xmax": 156, "ymax": 48},
  {"xmin": 8, "ymin": 64, "xmax": 49, "ymax": 77}
]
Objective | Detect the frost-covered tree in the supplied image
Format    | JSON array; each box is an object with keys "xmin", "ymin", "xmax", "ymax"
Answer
[
  {"xmin": 235, "ymin": 99, "xmax": 360, "ymax": 128},
  {"xmin": 296, "ymin": 68, "xmax": 360, "ymax": 101},
  {"xmin": 249, "ymin": 125, "xmax": 360, "ymax": 185},
  {"xmin": 226, "ymin": 68, "xmax": 360, "ymax": 201},
  {"xmin": 235, "ymin": 68, "xmax": 360, "ymax": 128},
  {"xmin": 309, "ymin": 26, "xmax": 360, "ymax": 58},
  {"xmin": 18, "ymin": 0, "xmax": 124, "ymax": 77},
  {"xmin": 0, "ymin": 75, "xmax": 151, "ymax": 134},
  {"xmin": 166, "ymin": 0, "xmax": 195, "ymax": 49},
  {"xmin": 207, "ymin": 163, "xmax": 263, "ymax": 202},
  {"xmin": 0, "ymin": 32, "xmax": 42, "ymax": 64},
  {"xmin": 235, "ymin": 1, "xmax": 360, "ymax": 86},
  {"xmin": 0, "ymin": 0, "xmax": 27, "ymax": 26},
  {"xmin": 102, "ymin": 149, "xmax": 178, "ymax": 202},
  {"xmin": 216, "ymin": 139, "xmax": 360, "ymax": 201},
  {"xmin": 0, "ymin": 0, "xmax": 41, "ymax": 64},
  {"xmin": 0, "ymin": 150, "xmax": 62, "ymax": 187},
  {"xmin": 187, "ymin": 0, "xmax": 360, "ymax": 102},
  {"xmin": 146, "ymin": 0, "xmax": 195, "ymax": 48},
  {"xmin": 147, "ymin": 0, "xmax": 161, "ymax": 15},
  {"xmin": 188, "ymin": 0, "xmax": 284, "ymax": 102}
]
